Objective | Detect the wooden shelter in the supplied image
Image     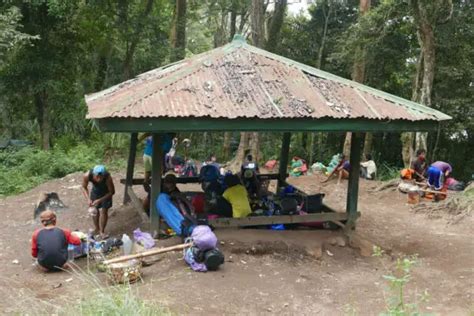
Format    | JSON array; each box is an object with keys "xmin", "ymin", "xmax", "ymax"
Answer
[{"xmin": 85, "ymin": 35, "xmax": 450, "ymax": 233}]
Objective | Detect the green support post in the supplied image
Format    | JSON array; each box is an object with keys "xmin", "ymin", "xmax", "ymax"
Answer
[
  {"xmin": 346, "ymin": 132, "xmax": 364, "ymax": 227},
  {"xmin": 123, "ymin": 132, "xmax": 138, "ymax": 204},
  {"xmin": 150, "ymin": 134, "xmax": 164, "ymax": 236},
  {"xmin": 278, "ymin": 132, "xmax": 291, "ymax": 189}
]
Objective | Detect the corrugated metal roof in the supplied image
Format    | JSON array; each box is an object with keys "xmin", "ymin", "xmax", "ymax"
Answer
[{"xmin": 85, "ymin": 36, "xmax": 451, "ymax": 122}]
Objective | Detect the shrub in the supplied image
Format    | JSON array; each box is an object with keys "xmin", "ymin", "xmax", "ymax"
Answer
[{"xmin": 0, "ymin": 142, "xmax": 126, "ymax": 197}]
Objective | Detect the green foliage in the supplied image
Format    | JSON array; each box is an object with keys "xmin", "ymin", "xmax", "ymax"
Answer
[
  {"xmin": 373, "ymin": 246, "xmax": 430, "ymax": 316},
  {"xmin": 377, "ymin": 163, "xmax": 402, "ymax": 181},
  {"xmin": 0, "ymin": 140, "xmax": 126, "ymax": 197}
]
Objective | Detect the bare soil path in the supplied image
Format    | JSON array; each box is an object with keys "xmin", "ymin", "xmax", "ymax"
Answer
[{"xmin": 0, "ymin": 173, "xmax": 472, "ymax": 315}]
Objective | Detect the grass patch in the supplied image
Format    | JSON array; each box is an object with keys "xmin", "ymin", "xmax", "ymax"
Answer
[
  {"xmin": 0, "ymin": 143, "xmax": 126, "ymax": 197},
  {"xmin": 2, "ymin": 266, "xmax": 170, "ymax": 315}
]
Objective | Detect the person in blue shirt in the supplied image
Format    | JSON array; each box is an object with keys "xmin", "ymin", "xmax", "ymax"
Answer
[{"xmin": 81, "ymin": 165, "xmax": 115, "ymax": 239}]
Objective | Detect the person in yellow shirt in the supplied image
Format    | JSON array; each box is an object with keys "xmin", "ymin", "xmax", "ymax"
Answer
[{"xmin": 222, "ymin": 175, "xmax": 252, "ymax": 218}]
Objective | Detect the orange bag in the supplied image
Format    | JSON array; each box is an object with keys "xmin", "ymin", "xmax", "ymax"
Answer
[{"xmin": 400, "ymin": 168, "xmax": 414, "ymax": 180}]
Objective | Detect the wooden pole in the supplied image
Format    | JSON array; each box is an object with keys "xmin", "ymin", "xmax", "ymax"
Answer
[
  {"xmin": 103, "ymin": 242, "xmax": 193, "ymax": 265},
  {"xmin": 278, "ymin": 132, "xmax": 291, "ymax": 189},
  {"xmin": 123, "ymin": 133, "xmax": 138, "ymax": 204},
  {"xmin": 150, "ymin": 134, "xmax": 164, "ymax": 236},
  {"xmin": 346, "ymin": 132, "xmax": 364, "ymax": 227}
]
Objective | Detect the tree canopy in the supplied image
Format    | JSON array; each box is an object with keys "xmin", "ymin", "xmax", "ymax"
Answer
[{"xmin": 0, "ymin": 0, "xmax": 472, "ymax": 180}]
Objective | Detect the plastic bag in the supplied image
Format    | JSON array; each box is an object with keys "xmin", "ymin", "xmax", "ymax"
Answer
[
  {"xmin": 87, "ymin": 207, "xmax": 98, "ymax": 217},
  {"xmin": 191, "ymin": 225, "xmax": 217, "ymax": 251},
  {"xmin": 133, "ymin": 228, "xmax": 155, "ymax": 249}
]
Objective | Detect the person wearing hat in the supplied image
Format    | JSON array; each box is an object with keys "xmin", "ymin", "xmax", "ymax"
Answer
[
  {"xmin": 31, "ymin": 210, "xmax": 81, "ymax": 271},
  {"xmin": 82, "ymin": 165, "xmax": 115, "ymax": 238}
]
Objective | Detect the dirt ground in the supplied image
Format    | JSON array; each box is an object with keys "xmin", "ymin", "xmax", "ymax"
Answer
[{"xmin": 0, "ymin": 172, "xmax": 472, "ymax": 315}]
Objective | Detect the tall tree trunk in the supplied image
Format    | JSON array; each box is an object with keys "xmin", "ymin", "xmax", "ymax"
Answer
[
  {"xmin": 401, "ymin": 50, "xmax": 424, "ymax": 167},
  {"xmin": 308, "ymin": 133, "xmax": 315, "ymax": 166},
  {"xmin": 344, "ymin": 0, "xmax": 371, "ymax": 157},
  {"xmin": 414, "ymin": 18, "xmax": 436, "ymax": 151},
  {"xmin": 122, "ymin": 0, "xmax": 154, "ymax": 79},
  {"xmin": 214, "ymin": 7, "xmax": 228, "ymax": 47},
  {"xmin": 223, "ymin": 132, "xmax": 231, "ymax": 160},
  {"xmin": 238, "ymin": 10, "xmax": 249, "ymax": 33},
  {"xmin": 402, "ymin": 0, "xmax": 452, "ymax": 165},
  {"xmin": 229, "ymin": 0, "xmax": 238, "ymax": 41},
  {"xmin": 228, "ymin": 132, "xmax": 249, "ymax": 172},
  {"xmin": 251, "ymin": 0, "xmax": 264, "ymax": 47},
  {"xmin": 170, "ymin": 0, "xmax": 187, "ymax": 62},
  {"xmin": 265, "ymin": 0, "xmax": 287, "ymax": 52},
  {"xmin": 362, "ymin": 133, "xmax": 373, "ymax": 158},
  {"xmin": 229, "ymin": 0, "xmax": 266, "ymax": 167},
  {"xmin": 316, "ymin": 2, "xmax": 332, "ymax": 69},
  {"xmin": 35, "ymin": 90, "xmax": 50, "ymax": 150}
]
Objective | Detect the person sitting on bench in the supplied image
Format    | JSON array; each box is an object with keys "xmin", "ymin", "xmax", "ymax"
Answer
[
  {"xmin": 31, "ymin": 210, "xmax": 81, "ymax": 272},
  {"xmin": 223, "ymin": 174, "xmax": 251, "ymax": 218},
  {"xmin": 162, "ymin": 174, "xmax": 194, "ymax": 214}
]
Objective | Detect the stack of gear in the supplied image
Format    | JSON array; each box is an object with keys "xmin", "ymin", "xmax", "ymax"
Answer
[
  {"xmin": 289, "ymin": 157, "xmax": 308, "ymax": 177},
  {"xmin": 184, "ymin": 226, "xmax": 224, "ymax": 272}
]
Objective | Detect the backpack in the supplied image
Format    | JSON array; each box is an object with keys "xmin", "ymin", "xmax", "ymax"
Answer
[{"xmin": 200, "ymin": 164, "xmax": 220, "ymax": 182}]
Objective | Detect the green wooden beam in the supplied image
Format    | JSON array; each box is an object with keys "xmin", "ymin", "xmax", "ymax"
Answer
[
  {"xmin": 123, "ymin": 133, "xmax": 138, "ymax": 204},
  {"xmin": 346, "ymin": 132, "xmax": 364, "ymax": 227},
  {"xmin": 150, "ymin": 134, "xmax": 164, "ymax": 235},
  {"xmin": 208, "ymin": 211, "xmax": 359, "ymax": 228},
  {"xmin": 278, "ymin": 132, "xmax": 291, "ymax": 188},
  {"xmin": 94, "ymin": 117, "xmax": 440, "ymax": 133}
]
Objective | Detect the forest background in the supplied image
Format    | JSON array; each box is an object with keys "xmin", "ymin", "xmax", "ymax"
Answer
[{"xmin": 0, "ymin": 0, "xmax": 472, "ymax": 196}]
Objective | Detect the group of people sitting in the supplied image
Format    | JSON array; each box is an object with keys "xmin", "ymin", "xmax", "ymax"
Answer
[{"xmin": 322, "ymin": 153, "xmax": 377, "ymax": 184}]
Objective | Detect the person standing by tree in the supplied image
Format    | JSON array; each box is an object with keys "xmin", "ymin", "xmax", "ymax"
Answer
[{"xmin": 82, "ymin": 165, "xmax": 115, "ymax": 239}]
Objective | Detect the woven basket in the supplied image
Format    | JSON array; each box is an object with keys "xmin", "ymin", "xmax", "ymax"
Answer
[{"xmin": 107, "ymin": 259, "xmax": 142, "ymax": 284}]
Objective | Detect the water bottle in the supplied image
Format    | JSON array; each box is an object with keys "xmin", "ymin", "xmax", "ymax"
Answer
[
  {"xmin": 67, "ymin": 244, "xmax": 75, "ymax": 262},
  {"xmin": 122, "ymin": 234, "xmax": 133, "ymax": 255}
]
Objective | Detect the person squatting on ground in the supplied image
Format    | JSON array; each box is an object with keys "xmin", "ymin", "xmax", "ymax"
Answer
[
  {"xmin": 427, "ymin": 161, "xmax": 452, "ymax": 191},
  {"xmin": 81, "ymin": 165, "xmax": 115, "ymax": 239},
  {"xmin": 31, "ymin": 210, "xmax": 81, "ymax": 272},
  {"xmin": 360, "ymin": 154, "xmax": 377, "ymax": 180},
  {"xmin": 323, "ymin": 154, "xmax": 351, "ymax": 184},
  {"xmin": 411, "ymin": 149, "xmax": 427, "ymax": 182}
]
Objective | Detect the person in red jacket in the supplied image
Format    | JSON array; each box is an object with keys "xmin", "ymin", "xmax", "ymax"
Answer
[{"xmin": 31, "ymin": 210, "xmax": 81, "ymax": 272}]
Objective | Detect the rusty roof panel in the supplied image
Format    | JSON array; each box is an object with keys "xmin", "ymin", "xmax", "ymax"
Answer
[{"xmin": 86, "ymin": 39, "xmax": 451, "ymax": 122}]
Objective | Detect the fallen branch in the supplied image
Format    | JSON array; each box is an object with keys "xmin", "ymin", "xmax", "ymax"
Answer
[
  {"xmin": 370, "ymin": 179, "xmax": 399, "ymax": 192},
  {"xmin": 103, "ymin": 242, "xmax": 193, "ymax": 265}
]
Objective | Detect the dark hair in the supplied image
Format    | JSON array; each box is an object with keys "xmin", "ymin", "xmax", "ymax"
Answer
[
  {"xmin": 163, "ymin": 174, "xmax": 177, "ymax": 185},
  {"xmin": 247, "ymin": 154, "xmax": 253, "ymax": 161},
  {"xmin": 340, "ymin": 154, "xmax": 346, "ymax": 160},
  {"xmin": 224, "ymin": 174, "xmax": 240, "ymax": 187},
  {"xmin": 416, "ymin": 149, "xmax": 426, "ymax": 156},
  {"xmin": 366, "ymin": 154, "xmax": 372, "ymax": 161}
]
